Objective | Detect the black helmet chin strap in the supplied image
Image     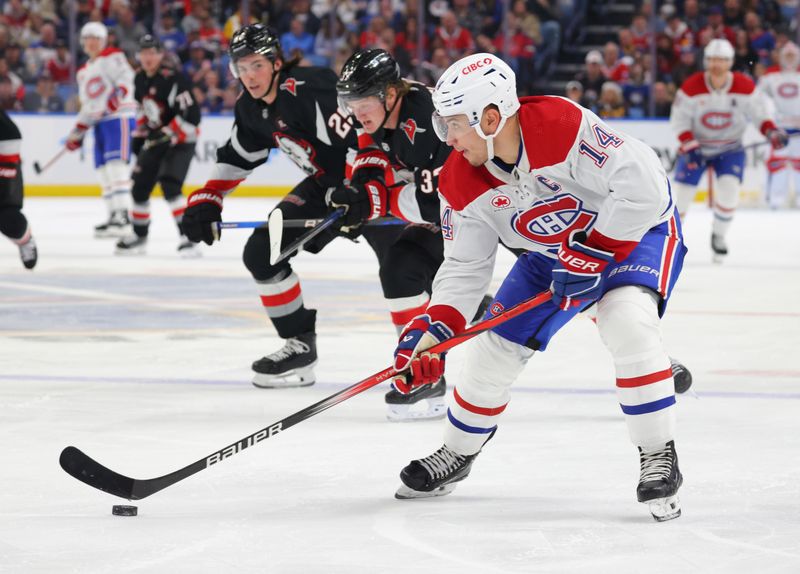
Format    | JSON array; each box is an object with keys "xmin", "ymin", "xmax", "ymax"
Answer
[{"xmin": 378, "ymin": 87, "xmax": 401, "ymax": 131}]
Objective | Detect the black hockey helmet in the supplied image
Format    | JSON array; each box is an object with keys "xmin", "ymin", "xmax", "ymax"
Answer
[
  {"xmin": 138, "ymin": 33, "xmax": 161, "ymax": 51},
  {"xmin": 337, "ymin": 49, "xmax": 401, "ymax": 105},
  {"xmin": 228, "ymin": 24, "xmax": 282, "ymax": 77}
]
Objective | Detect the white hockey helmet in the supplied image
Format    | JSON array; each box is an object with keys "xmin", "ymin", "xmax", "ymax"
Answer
[
  {"xmin": 779, "ymin": 42, "xmax": 800, "ymax": 70},
  {"xmin": 703, "ymin": 39, "xmax": 734, "ymax": 68},
  {"xmin": 431, "ymin": 53, "xmax": 520, "ymax": 159},
  {"xmin": 80, "ymin": 22, "xmax": 108, "ymax": 48}
]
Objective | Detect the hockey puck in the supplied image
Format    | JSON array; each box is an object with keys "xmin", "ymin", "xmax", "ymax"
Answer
[{"xmin": 112, "ymin": 505, "xmax": 138, "ymax": 516}]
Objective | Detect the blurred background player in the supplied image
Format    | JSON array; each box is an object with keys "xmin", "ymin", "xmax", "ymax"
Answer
[
  {"xmin": 0, "ymin": 110, "xmax": 36, "ymax": 270},
  {"xmin": 116, "ymin": 34, "xmax": 201, "ymax": 257},
  {"xmin": 68, "ymin": 22, "xmax": 137, "ymax": 239},
  {"xmin": 758, "ymin": 42, "xmax": 800, "ymax": 210},
  {"xmin": 181, "ymin": 26, "xmax": 453, "ymax": 421},
  {"xmin": 391, "ymin": 53, "xmax": 687, "ymax": 522},
  {"xmin": 670, "ymin": 39, "xmax": 787, "ymax": 262},
  {"xmin": 333, "ymin": 49, "xmax": 456, "ymax": 420}
]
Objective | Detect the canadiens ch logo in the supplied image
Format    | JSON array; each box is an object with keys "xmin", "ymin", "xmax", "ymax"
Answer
[
  {"xmin": 511, "ymin": 194, "xmax": 597, "ymax": 247},
  {"xmin": 401, "ymin": 119, "xmax": 426, "ymax": 143},
  {"xmin": 279, "ymin": 78, "xmax": 305, "ymax": 96},
  {"xmin": 489, "ymin": 301, "xmax": 505, "ymax": 316},
  {"xmin": 700, "ymin": 111, "xmax": 733, "ymax": 130},
  {"xmin": 778, "ymin": 83, "xmax": 799, "ymax": 98},
  {"xmin": 491, "ymin": 194, "xmax": 512, "ymax": 209}
]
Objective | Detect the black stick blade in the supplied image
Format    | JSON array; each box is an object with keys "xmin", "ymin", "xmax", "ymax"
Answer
[
  {"xmin": 59, "ymin": 446, "xmax": 138, "ymax": 500},
  {"xmin": 33, "ymin": 162, "xmax": 42, "ymax": 174}
]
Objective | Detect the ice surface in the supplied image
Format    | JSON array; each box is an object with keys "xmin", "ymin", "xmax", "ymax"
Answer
[{"xmin": 1, "ymin": 198, "xmax": 799, "ymax": 573}]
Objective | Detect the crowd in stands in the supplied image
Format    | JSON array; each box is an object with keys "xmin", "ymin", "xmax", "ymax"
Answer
[
  {"xmin": 0, "ymin": 0, "xmax": 795, "ymax": 118},
  {"xmin": 568, "ymin": 0, "xmax": 798, "ymax": 119}
]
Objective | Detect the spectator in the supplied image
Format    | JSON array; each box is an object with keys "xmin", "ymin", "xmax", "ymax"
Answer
[
  {"xmin": 275, "ymin": 0, "xmax": 321, "ymax": 36},
  {"xmin": 183, "ymin": 40, "xmax": 214, "ymax": 87},
  {"xmin": 159, "ymin": 13, "xmax": 187, "ymax": 54},
  {"xmin": 723, "ymin": 0, "xmax": 745, "ymax": 29},
  {"xmin": 198, "ymin": 13, "xmax": 225, "ymax": 54},
  {"xmin": 378, "ymin": 28, "xmax": 412, "ymax": 76},
  {"xmin": 113, "ymin": 5, "xmax": 148, "ymax": 59},
  {"xmin": 418, "ymin": 46, "xmax": 452, "ymax": 85},
  {"xmin": 528, "ymin": 0, "xmax": 561, "ymax": 79},
  {"xmin": 4, "ymin": 43, "xmax": 31, "ymax": 84},
  {"xmin": 0, "ymin": 62, "xmax": 23, "ymax": 110},
  {"xmin": 314, "ymin": 14, "xmax": 347, "ymax": 68},
  {"xmin": 655, "ymin": 33, "xmax": 677, "ymax": 81},
  {"xmin": 629, "ymin": 13, "xmax": 652, "ymax": 53},
  {"xmin": 436, "ymin": 10, "xmax": 475, "ymax": 60},
  {"xmin": 22, "ymin": 72, "xmax": 63, "ymax": 112},
  {"xmin": 596, "ymin": 81, "xmax": 626, "ymax": 118},
  {"xmin": 453, "ymin": 0, "xmax": 486, "ymax": 39},
  {"xmin": 220, "ymin": 82, "xmax": 240, "ymax": 115},
  {"xmin": 24, "ymin": 21, "xmax": 58, "ymax": 79},
  {"xmin": 652, "ymin": 81, "xmax": 673, "ymax": 118},
  {"xmin": 396, "ymin": 16, "xmax": 428, "ymax": 67},
  {"xmin": 180, "ymin": 3, "xmax": 205, "ymax": 36},
  {"xmin": 3, "ymin": 0, "xmax": 29, "ymax": 41},
  {"xmin": 574, "ymin": 49, "xmax": 606, "ymax": 110},
  {"xmin": 682, "ymin": 0, "xmax": 706, "ymax": 35},
  {"xmin": 744, "ymin": 11, "xmax": 775, "ymax": 66},
  {"xmin": 664, "ymin": 14, "xmax": 694, "ymax": 52},
  {"xmin": 45, "ymin": 38, "xmax": 72, "ymax": 84},
  {"xmin": 617, "ymin": 28, "xmax": 636, "ymax": 58},
  {"xmin": 698, "ymin": 5, "xmax": 736, "ymax": 46},
  {"xmin": 200, "ymin": 69, "xmax": 225, "ymax": 113},
  {"xmin": 622, "ymin": 63, "xmax": 649, "ymax": 118},
  {"xmin": 602, "ymin": 41, "xmax": 629, "ymax": 82},
  {"xmin": 281, "ymin": 15, "xmax": 316, "ymax": 60},
  {"xmin": 564, "ymin": 79, "xmax": 584, "ymax": 105},
  {"xmin": 493, "ymin": 12, "xmax": 535, "ymax": 93},
  {"xmin": 223, "ymin": 9, "xmax": 259, "ymax": 44},
  {"xmin": 671, "ymin": 45, "xmax": 700, "ymax": 87},
  {"xmin": 733, "ymin": 28, "xmax": 758, "ymax": 74},
  {"xmin": 359, "ymin": 15, "xmax": 387, "ymax": 49}
]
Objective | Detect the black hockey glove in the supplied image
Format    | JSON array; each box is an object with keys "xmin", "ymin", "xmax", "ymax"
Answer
[
  {"xmin": 183, "ymin": 189, "xmax": 223, "ymax": 245},
  {"xmin": 326, "ymin": 183, "xmax": 388, "ymax": 228}
]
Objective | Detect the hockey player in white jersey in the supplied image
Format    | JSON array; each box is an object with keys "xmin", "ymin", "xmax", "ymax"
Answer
[
  {"xmin": 67, "ymin": 22, "xmax": 137, "ymax": 238},
  {"xmin": 758, "ymin": 42, "xmax": 800, "ymax": 209},
  {"xmin": 670, "ymin": 39, "xmax": 787, "ymax": 260},
  {"xmin": 390, "ymin": 53, "xmax": 687, "ymax": 522}
]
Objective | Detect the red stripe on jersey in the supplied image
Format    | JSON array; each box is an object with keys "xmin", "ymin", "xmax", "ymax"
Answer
[
  {"xmin": 390, "ymin": 301, "xmax": 429, "ymax": 327},
  {"xmin": 388, "ymin": 187, "xmax": 407, "ymax": 222},
  {"xmin": 616, "ymin": 368, "xmax": 672, "ymax": 388},
  {"xmin": 260, "ymin": 283, "xmax": 302, "ymax": 307},
  {"xmin": 0, "ymin": 153, "xmax": 20, "ymax": 163},
  {"xmin": 131, "ymin": 211, "xmax": 149, "ymax": 220},
  {"xmin": 518, "ymin": 96, "xmax": 582, "ymax": 169},
  {"xmin": 172, "ymin": 207, "xmax": 186, "ymax": 217},
  {"xmin": 659, "ymin": 222, "xmax": 678, "ymax": 296},
  {"xmin": 730, "ymin": 72, "xmax": 756, "ymax": 95},
  {"xmin": 454, "ymin": 388, "xmax": 508, "ymax": 416},
  {"xmin": 677, "ymin": 72, "xmax": 709, "ymax": 97}
]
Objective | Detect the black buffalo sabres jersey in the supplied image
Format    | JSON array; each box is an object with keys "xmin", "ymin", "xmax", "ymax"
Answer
[
  {"xmin": 208, "ymin": 64, "xmax": 356, "ymax": 195},
  {"xmin": 362, "ymin": 83, "xmax": 450, "ymax": 224},
  {"xmin": 134, "ymin": 64, "xmax": 200, "ymax": 143}
]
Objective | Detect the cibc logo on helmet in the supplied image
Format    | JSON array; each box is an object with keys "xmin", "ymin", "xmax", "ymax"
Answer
[{"xmin": 462, "ymin": 57, "xmax": 494, "ymax": 75}]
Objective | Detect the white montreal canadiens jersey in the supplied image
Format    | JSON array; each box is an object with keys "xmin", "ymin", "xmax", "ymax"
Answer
[
  {"xmin": 432, "ymin": 96, "xmax": 672, "ymax": 322},
  {"xmin": 670, "ymin": 71, "xmax": 775, "ymax": 156},
  {"xmin": 76, "ymin": 47, "xmax": 136, "ymax": 126},
  {"xmin": 757, "ymin": 66, "xmax": 800, "ymax": 130}
]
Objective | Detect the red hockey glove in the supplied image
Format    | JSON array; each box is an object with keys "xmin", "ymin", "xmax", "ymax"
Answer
[
  {"xmin": 65, "ymin": 124, "xmax": 88, "ymax": 152},
  {"xmin": 768, "ymin": 128, "xmax": 789, "ymax": 150},
  {"xmin": 550, "ymin": 230, "xmax": 615, "ymax": 311},
  {"xmin": 183, "ymin": 189, "xmax": 223, "ymax": 245},
  {"xmin": 392, "ymin": 314, "xmax": 454, "ymax": 393}
]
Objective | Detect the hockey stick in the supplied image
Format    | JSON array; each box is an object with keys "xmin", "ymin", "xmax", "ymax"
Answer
[
  {"xmin": 59, "ymin": 290, "xmax": 553, "ymax": 501},
  {"xmin": 33, "ymin": 147, "xmax": 67, "ymax": 175},
  {"xmin": 269, "ymin": 207, "xmax": 345, "ymax": 265},
  {"xmin": 217, "ymin": 216, "xmax": 406, "ymax": 231}
]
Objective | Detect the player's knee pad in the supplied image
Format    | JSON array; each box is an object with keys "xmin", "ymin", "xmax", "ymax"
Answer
[
  {"xmin": 714, "ymin": 175, "xmax": 740, "ymax": 210},
  {"xmin": 596, "ymin": 286, "xmax": 662, "ymax": 363},
  {"xmin": 671, "ymin": 182, "xmax": 696, "ymax": 218},
  {"xmin": 457, "ymin": 331, "xmax": 534, "ymax": 404},
  {"xmin": 159, "ymin": 174, "xmax": 183, "ymax": 201},
  {"xmin": 243, "ymin": 229, "xmax": 286, "ymax": 281},
  {"xmin": 0, "ymin": 205, "xmax": 27, "ymax": 238}
]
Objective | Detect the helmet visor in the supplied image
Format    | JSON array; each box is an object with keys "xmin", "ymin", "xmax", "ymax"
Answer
[
  {"xmin": 432, "ymin": 112, "xmax": 474, "ymax": 142},
  {"xmin": 337, "ymin": 94, "xmax": 383, "ymax": 118},
  {"xmin": 229, "ymin": 54, "xmax": 270, "ymax": 79}
]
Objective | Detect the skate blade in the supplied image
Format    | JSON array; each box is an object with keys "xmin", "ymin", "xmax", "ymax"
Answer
[
  {"xmin": 712, "ymin": 253, "xmax": 726, "ymax": 264},
  {"xmin": 386, "ymin": 398, "xmax": 446, "ymax": 422},
  {"xmin": 96, "ymin": 227, "xmax": 132, "ymax": 239},
  {"xmin": 178, "ymin": 246, "xmax": 202, "ymax": 259},
  {"xmin": 395, "ymin": 483, "xmax": 457, "ymax": 500},
  {"xmin": 647, "ymin": 494, "xmax": 681, "ymax": 522},
  {"xmin": 252, "ymin": 365, "xmax": 316, "ymax": 389}
]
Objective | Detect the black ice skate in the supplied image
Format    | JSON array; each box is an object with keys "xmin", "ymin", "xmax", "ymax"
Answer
[
  {"xmin": 115, "ymin": 234, "xmax": 147, "ymax": 255},
  {"xmin": 177, "ymin": 236, "xmax": 202, "ymax": 258},
  {"xmin": 637, "ymin": 440, "xmax": 683, "ymax": 522},
  {"xmin": 18, "ymin": 236, "xmax": 37, "ymax": 269},
  {"xmin": 385, "ymin": 377, "xmax": 447, "ymax": 422},
  {"xmin": 252, "ymin": 332, "xmax": 317, "ymax": 388},
  {"xmin": 396, "ymin": 442, "xmax": 485, "ymax": 499},
  {"xmin": 711, "ymin": 233, "xmax": 728, "ymax": 263},
  {"xmin": 670, "ymin": 357, "xmax": 692, "ymax": 394},
  {"xmin": 95, "ymin": 210, "xmax": 131, "ymax": 239}
]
